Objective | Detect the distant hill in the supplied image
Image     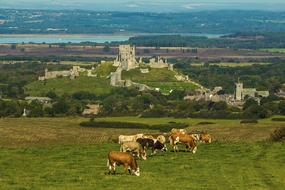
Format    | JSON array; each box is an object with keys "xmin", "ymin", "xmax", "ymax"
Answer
[
  {"xmin": 1, "ymin": 9, "xmax": 285, "ymax": 34},
  {"xmin": 25, "ymin": 62, "xmax": 198, "ymax": 96}
]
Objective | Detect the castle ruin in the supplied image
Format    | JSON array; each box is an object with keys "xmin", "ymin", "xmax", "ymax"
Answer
[
  {"xmin": 114, "ymin": 45, "xmax": 138, "ymax": 71},
  {"xmin": 38, "ymin": 66, "xmax": 97, "ymax": 81}
]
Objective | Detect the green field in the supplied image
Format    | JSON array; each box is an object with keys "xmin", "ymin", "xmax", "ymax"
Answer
[
  {"xmin": 25, "ymin": 76, "xmax": 113, "ymax": 96},
  {"xmin": 0, "ymin": 117, "xmax": 284, "ymax": 189},
  {"xmin": 0, "ymin": 142, "xmax": 284, "ymax": 190},
  {"xmin": 93, "ymin": 62, "xmax": 117, "ymax": 77},
  {"xmin": 122, "ymin": 68, "xmax": 177, "ymax": 82},
  {"xmin": 191, "ymin": 62, "xmax": 270, "ymax": 67},
  {"xmin": 260, "ymin": 48, "xmax": 285, "ymax": 53},
  {"xmin": 25, "ymin": 61, "xmax": 116, "ymax": 96}
]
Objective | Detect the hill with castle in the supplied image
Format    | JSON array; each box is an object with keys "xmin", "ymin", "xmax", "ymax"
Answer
[{"xmin": 26, "ymin": 45, "xmax": 200, "ymax": 95}]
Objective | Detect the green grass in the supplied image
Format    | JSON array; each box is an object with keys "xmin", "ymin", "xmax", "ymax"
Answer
[
  {"xmin": 122, "ymin": 68, "xmax": 197, "ymax": 93},
  {"xmin": 260, "ymin": 48, "xmax": 285, "ymax": 53},
  {"xmin": 25, "ymin": 76, "xmax": 113, "ymax": 96},
  {"xmin": 94, "ymin": 62, "xmax": 117, "ymax": 77},
  {"xmin": 0, "ymin": 117, "xmax": 284, "ymax": 189},
  {"xmin": 144, "ymin": 81, "xmax": 198, "ymax": 94},
  {"xmin": 0, "ymin": 142, "xmax": 284, "ymax": 190},
  {"xmin": 122, "ymin": 68, "xmax": 177, "ymax": 82}
]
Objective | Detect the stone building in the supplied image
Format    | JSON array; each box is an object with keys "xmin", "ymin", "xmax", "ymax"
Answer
[
  {"xmin": 25, "ymin": 96, "xmax": 52, "ymax": 104},
  {"xmin": 114, "ymin": 45, "xmax": 138, "ymax": 71},
  {"xmin": 38, "ymin": 66, "xmax": 86, "ymax": 81},
  {"xmin": 149, "ymin": 56, "xmax": 173, "ymax": 71},
  {"xmin": 110, "ymin": 68, "xmax": 123, "ymax": 86},
  {"xmin": 235, "ymin": 82, "xmax": 269, "ymax": 101},
  {"xmin": 82, "ymin": 104, "xmax": 101, "ymax": 116}
]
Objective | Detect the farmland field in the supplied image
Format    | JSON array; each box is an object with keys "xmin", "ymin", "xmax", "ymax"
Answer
[
  {"xmin": 191, "ymin": 62, "xmax": 270, "ymax": 67},
  {"xmin": 0, "ymin": 117, "xmax": 284, "ymax": 190},
  {"xmin": 260, "ymin": 48, "xmax": 285, "ymax": 53}
]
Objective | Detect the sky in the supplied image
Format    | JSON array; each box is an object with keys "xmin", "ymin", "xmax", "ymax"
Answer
[{"xmin": 0, "ymin": 0, "xmax": 285, "ymax": 12}]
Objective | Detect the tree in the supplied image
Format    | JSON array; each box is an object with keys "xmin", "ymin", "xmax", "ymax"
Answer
[
  {"xmin": 28, "ymin": 100, "xmax": 44, "ymax": 117},
  {"xmin": 52, "ymin": 99, "xmax": 70, "ymax": 115},
  {"xmin": 279, "ymin": 101, "xmax": 285, "ymax": 115},
  {"xmin": 212, "ymin": 102, "xmax": 227, "ymax": 111},
  {"xmin": 243, "ymin": 98, "xmax": 258, "ymax": 110},
  {"xmin": 103, "ymin": 45, "xmax": 110, "ymax": 52},
  {"xmin": 243, "ymin": 105, "xmax": 271, "ymax": 119},
  {"xmin": 10, "ymin": 44, "xmax": 17, "ymax": 50},
  {"xmin": 46, "ymin": 91, "xmax": 58, "ymax": 99}
]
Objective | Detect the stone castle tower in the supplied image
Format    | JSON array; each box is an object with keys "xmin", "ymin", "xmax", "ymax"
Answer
[
  {"xmin": 235, "ymin": 82, "xmax": 243, "ymax": 101},
  {"xmin": 114, "ymin": 45, "xmax": 138, "ymax": 71}
]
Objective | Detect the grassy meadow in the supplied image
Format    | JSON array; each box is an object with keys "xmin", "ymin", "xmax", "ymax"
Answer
[
  {"xmin": 122, "ymin": 68, "xmax": 198, "ymax": 93},
  {"xmin": 25, "ymin": 76, "xmax": 113, "ymax": 96},
  {"xmin": 0, "ymin": 117, "xmax": 284, "ymax": 189}
]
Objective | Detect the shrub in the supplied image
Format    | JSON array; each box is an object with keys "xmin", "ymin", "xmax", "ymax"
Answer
[
  {"xmin": 271, "ymin": 118, "xmax": 285, "ymax": 122},
  {"xmin": 80, "ymin": 120, "xmax": 188, "ymax": 132},
  {"xmin": 197, "ymin": 122, "xmax": 216, "ymax": 125},
  {"xmin": 270, "ymin": 128, "xmax": 285, "ymax": 142},
  {"xmin": 240, "ymin": 119, "xmax": 258, "ymax": 124}
]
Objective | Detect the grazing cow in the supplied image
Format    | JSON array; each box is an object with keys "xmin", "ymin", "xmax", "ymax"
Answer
[
  {"xmin": 200, "ymin": 133, "xmax": 212, "ymax": 143},
  {"xmin": 107, "ymin": 151, "xmax": 140, "ymax": 176},
  {"xmin": 143, "ymin": 134, "xmax": 166, "ymax": 144},
  {"xmin": 157, "ymin": 135, "xmax": 166, "ymax": 144},
  {"xmin": 143, "ymin": 135, "xmax": 155, "ymax": 140},
  {"xmin": 137, "ymin": 138, "xmax": 167, "ymax": 155},
  {"xmin": 120, "ymin": 141, "xmax": 147, "ymax": 160},
  {"xmin": 169, "ymin": 133, "xmax": 197, "ymax": 153},
  {"xmin": 189, "ymin": 133, "xmax": 201, "ymax": 142},
  {"xmin": 118, "ymin": 134, "xmax": 144, "ymax": 144},
  {"xmin": 171, "ymin": 128, "xmax": 187, "ymax": 135},
  {"xmin": 189, "ymin": 132, "xmax": 212, "ymax": 143}
]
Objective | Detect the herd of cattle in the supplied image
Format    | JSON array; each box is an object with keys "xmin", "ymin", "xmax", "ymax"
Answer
[{"xmin": 107, "ymin": 128, "xmax": 212, "ymax": 176}]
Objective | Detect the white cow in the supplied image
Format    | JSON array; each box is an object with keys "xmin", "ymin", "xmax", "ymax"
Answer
[{"xmin": 118, "ymin": 134, "xmax": 144, "ymax": 144}]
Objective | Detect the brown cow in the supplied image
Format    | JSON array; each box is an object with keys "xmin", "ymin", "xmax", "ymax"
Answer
[
  {"xmin": 169, "ymin": 132, "xmax": 197, "ymax": 153},
  {"xmin": 171, "ymin": 128, "xmax": 187, "ymax": 135},
  {"xmin": 200, "ymin": 133, "xmax": 212, "ymax": 143},
  {"xmin": 189, "ymin": 131, "xmax": 212, "ymax": 143},
  {"xmin": 120, "ymin": 141, "xmax": 147, "ymax": 160},
  {"xmin": 107, "ymin": 151, "xmax": 140, "ymax": 176}
]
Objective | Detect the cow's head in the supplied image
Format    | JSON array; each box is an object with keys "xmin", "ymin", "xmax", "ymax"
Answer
[
  {"xmin": 133, "ymin": 167, "xmax": 140, "ymax": 176},
  {"xmin": 141, "ymin": 150, "xmax": 147, "ymax": 160},
  {"xmin": 154, "ymin": 141, "xmax": 167, "ymax": 151}
]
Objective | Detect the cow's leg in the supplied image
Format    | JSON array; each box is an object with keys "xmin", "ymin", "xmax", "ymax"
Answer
[
  {"xmin": 174, "ymin": 144, "xmax": 179, "ymax": 152},
  {"xmin": 108, "ymin": 160, "xmax": 112, "ymax": 175},
  {"xmin": 151, "ymin": 147, "xmax": 157, "ymax": 155},
  {"xmin": 124, "ymin": 164, "xmax": 130, "ymax": 174},
  {"xmin": 120, "ymin": 146, "xmax": 124, "ymax": 152},
  {"xmin": 187, "ymin": 143, "xmax": 192, "ymax": 152},
  {"xmin": 192, "ymin": 146, "xmax": 197, "ymax": 154},
  {"xmin": 110, "ymin": 162, "xmax": 116, "ymax": 174}
]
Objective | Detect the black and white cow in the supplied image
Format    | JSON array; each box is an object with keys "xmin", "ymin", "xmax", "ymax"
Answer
[{"xmin": 136, "ymin": 138, "xmax": 167, "ymax": 155}]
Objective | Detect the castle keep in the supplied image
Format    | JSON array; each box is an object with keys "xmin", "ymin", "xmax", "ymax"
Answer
[{"xmin": 114, "ymin": 45, "xmax": 138, "ymax": 71}]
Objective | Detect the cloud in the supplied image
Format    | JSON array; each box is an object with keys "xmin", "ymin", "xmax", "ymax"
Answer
[
  {"xmin": 126, "ymin": 4, "xmax": 139, "ymax": 8},
  {"xmin": 182, "ymin": 3, "xmax": 204, "ymax": 10}
]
